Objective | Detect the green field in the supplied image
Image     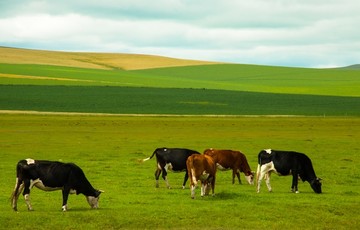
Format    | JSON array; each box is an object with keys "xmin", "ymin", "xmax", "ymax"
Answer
[
  {"xmin": 1, "ymin": 63, "xmax": 359, "ymax": 116},
  {"xmin": 1, "ymin": 48, "xmax": 359, "ymax": 229},
  {"xmin": 1, "ymin": 115, "xmax": 359, "ymax": 229}
]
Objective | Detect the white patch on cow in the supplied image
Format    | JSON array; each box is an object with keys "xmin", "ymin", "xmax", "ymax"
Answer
[
  {"xmin": 216, "ymin": 163, "xmax": 229, "ymax": 171},
  {"xmin": 26, "ymin": 158, "xmax": 35, "ymax": 165},
  {"xmin": 165, "ymin": 163, "xmax": 173, "ymax": 171},
  {"xmin": 264, "ymin": 149, "xmax": 272, "ymax": 154},
  {"xmin": 191, "ymin": 168, "xmax": 197, "ymax": 186},
  {"xmin": 30, "ymin": 178, "xmax": 62, "ymax": 191},
  {"xmin": 257, "ymin": 161, "xmax": 277, "ymax": 193},
  {"xmin": 261, "ymin": 162, "xmax": 277, "ymax": 174}
]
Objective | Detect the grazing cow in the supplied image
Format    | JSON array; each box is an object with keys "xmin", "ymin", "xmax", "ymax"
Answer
[
  {"xmin": 256, "ymin": 149, "xmax": 322, "ymax": 193},
  {"xmin": 142, "ymin": 148, "xmax": 200, "ymax": 188},
  {"xmin": 204, "ymin": 148, "xmax": 254, "ymax": 185},
  {"xmin": 11, "ymin": 159, "xmax": 102, "ymax": 211},
  {"xmin": 186, "ymin": 154, "xmax": 216, "ymax": 199}
]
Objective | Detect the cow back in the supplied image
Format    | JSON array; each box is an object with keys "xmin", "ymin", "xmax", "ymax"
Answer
[
  {"xmin": 156, "ymin": 148, "xmax": 200, "ymax": 171},
  {"xmin": 204, "ymin": 148, "xmax": 252, "ymax": 174}
]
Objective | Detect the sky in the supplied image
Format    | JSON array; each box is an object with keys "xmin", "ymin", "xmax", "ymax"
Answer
[{"xmin": 1, "ymin": 0, "xmax": 359, "ymax": 68}]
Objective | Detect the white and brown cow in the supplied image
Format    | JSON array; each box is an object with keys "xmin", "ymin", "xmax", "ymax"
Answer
[
  {"xmin": 204, "ymin": 148, "xmax": 254, "ymax": 185},
  {"xmin": 256, "ymin": 149, "xmax": 322, "ymax": 193},
  {"xmin": 11, "ymin": 159, "xmax": 102, "ymax": 211},
  {"xmin": 186, "ymin": 154, "xmax": 216, "ymax": 199}
]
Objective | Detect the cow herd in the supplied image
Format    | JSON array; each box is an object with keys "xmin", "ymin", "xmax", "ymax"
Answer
[
  {"xmin": 10, "ymin": 148, "xmax": 322, "ymax": 211},
  {"xmin": 142, "ymin": 148, "xmax": 322, "ymax": 199}
]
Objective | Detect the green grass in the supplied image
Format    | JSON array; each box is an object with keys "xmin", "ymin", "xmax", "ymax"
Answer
[
  {"xmin": 135, "ymin": 64, "xmax": 360, "ymax": 96},
  {"xmin": 1, "ymin": 114, "xmax": 359, "ymax": 229},
  {"xmin": 1, "ymin": 63, "xmax": 359, "ymax": 116},
  {"xmin": 1, "ymin": 63, "xmax": 360, "ymax": 97},
  {"xmin": 1, "ymin": 85, "xmax": 359, "ymax": 115}
]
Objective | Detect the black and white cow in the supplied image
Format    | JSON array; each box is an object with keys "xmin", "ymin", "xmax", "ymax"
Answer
[
  {"xmin": 142, "ymin": 148, "xmax": 200, "ymax": 188},
  {"xmin": 11, "ymin": 159, "xmax": 102, "ymax": 211},
  {"xmin": 256, "ymin": 149, "xmax": 322, "ymax": 193}
]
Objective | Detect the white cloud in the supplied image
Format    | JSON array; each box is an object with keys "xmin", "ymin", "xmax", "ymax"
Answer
[{"xmin": 0, "ymin": 0, "xmax": 360, "ymax": 67}]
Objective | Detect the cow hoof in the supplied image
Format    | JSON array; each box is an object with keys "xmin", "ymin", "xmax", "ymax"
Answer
[{"xmin": 295, "ymin": 191, "xmax": 299, "ymax": 194}]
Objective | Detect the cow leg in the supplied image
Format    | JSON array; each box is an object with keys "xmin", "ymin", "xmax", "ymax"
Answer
[
  {"xmin": 22, "ymin": 179, "xmax": 33, "ymax": 211},
  {"xmin": 265, "ymin": 172, "xmax": 273, "ymax": 192},
  {"xmin": 235, "ymin": 169, "xmax": 242, "ymax": 184},
  {"xmin": 190, "ymin": 184, "xmax": 196, "ymax": 199},
  {"xmin": 200, "ymin": 182, "xmax": 205, "ymax": 197},
  {"xmin": 154, "ymin": 168, "xmax": 161, "ymax": 188},
  {"xmin": 291, "ymin": 173, "xmax": 299, "ymax": 193},
  {"xmin": 256, "ymin": 165, "xmax": 265, "ymax": 193},
  {"xmin": 210, "ymin": 176, "xmax": 216, "ymax": 196},
  {"xmin": 161, "ymin": 170, "xmax": 171, "ymax": 189},
  {"xmin": 189, "ymin": 168, "xmax": 197, "ymax": 199},
  {"xmin": 11, "ymin": 177, "xmax": 24, "ymax": 211},
  {"xmin": 62, "ymin": 187, "xmax": 71, "ymax": 211},
  {"xmin": 182, "ymin": 171, "xmax": 189, "ymax": 189}
]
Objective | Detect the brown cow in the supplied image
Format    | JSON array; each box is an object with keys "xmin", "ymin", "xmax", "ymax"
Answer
[
  {"xmin": 186, "ymin": 154, "xmax": 216, "ymax": 199},
  {"xmin": 204, "ymin": 148, "xmax": 254, "ymax": 185}
]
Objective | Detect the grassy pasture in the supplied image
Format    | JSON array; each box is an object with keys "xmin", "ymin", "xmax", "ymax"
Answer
[
  {"xmin": 1, "ymin": 63, "xmax": 359, "ymax": 116},
  {"xmin": 135, "ymin": 64, "xmax": 360, "ymax": 97},
  {"xmin": 1, "ymin": 63, "xmax": 359, "ymax": 97},
  {"xmin": 1, "ymin": 85, "xmax": 359, "ymax": 116},
  {"xmin": 0, "ymin": 114, "xmax": 359, "ymax": 229}
]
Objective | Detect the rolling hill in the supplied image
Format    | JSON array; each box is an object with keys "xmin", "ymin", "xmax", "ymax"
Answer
[
  {"xmin": 0, "ymin": 46, "xmax": 219, "ymax": 70},
  {"xmin": 0, "ymin": 47, "xmax": 359, "ymax": 115}
]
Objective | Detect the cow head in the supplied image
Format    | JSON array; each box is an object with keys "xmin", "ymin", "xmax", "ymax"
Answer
[
  {"xmin": 86, "ymin": 190, "xmax": 102, "ymax": 209},
  {"xmin": 310, "ymin": 178, "xmax": 322, "ymax": 193},
  {"xmin": 245, "ymin": 171, "xmax": 255, "ymax": 185}
]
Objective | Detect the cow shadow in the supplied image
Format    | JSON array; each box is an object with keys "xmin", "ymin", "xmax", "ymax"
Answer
[{"xmin": 208, "ymin": 192, "xmax": 242, "ymax": 200}]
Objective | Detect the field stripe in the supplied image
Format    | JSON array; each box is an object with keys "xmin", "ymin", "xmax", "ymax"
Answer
[
  {"xmin": 0, "ymin": 110, "xmax": 318, "ymax": 117},
  {"xmin": 0, "ymin": 73, "xmax": 94, "ymax": 82}
]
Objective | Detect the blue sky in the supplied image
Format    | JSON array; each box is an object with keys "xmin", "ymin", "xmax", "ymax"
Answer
[{"xmin": 1, "ymin": 0, "xmax": 359, "ymax": 67}]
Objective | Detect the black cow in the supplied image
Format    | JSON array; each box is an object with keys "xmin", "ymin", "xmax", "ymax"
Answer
[
  {"xmin": 256, "ymin": 149, "xmax": 322, "ymax": 193},
  {"xmin": 11, "ymin": 159, "xmax": 102, "ymax": 211},
  {"xmin": 142, "ymin": 148, "xmax": 200, "ymax": 188}
]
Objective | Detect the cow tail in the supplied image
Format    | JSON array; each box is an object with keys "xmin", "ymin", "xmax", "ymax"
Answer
[
  {"xmin": 255, "ymin": 154, "xmax": 261, "ymax": 186},
  {"xmin": 10, "ymin": 161, "xmax": 25, "ymax": 206},
  {"xmin": 142, "ymin": 150, "xmax": 157, "ymax": 162},
  {"xmin": 10, "ymin": 178, "xmax": 23, "ymax": 202},
  {"xmin": 256, "ymin": 164, "xmax": 260, "ymax": 186}
]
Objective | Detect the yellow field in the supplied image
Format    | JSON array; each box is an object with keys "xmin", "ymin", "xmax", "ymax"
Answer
[{"xmin": 0, "ymin": 47, "xmax": 219, "ymax": 70}]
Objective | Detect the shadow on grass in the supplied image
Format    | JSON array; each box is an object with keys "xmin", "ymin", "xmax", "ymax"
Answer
[{"xmin": 199, "ymin": 192, "xmax": 243, "ymax": 201}]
